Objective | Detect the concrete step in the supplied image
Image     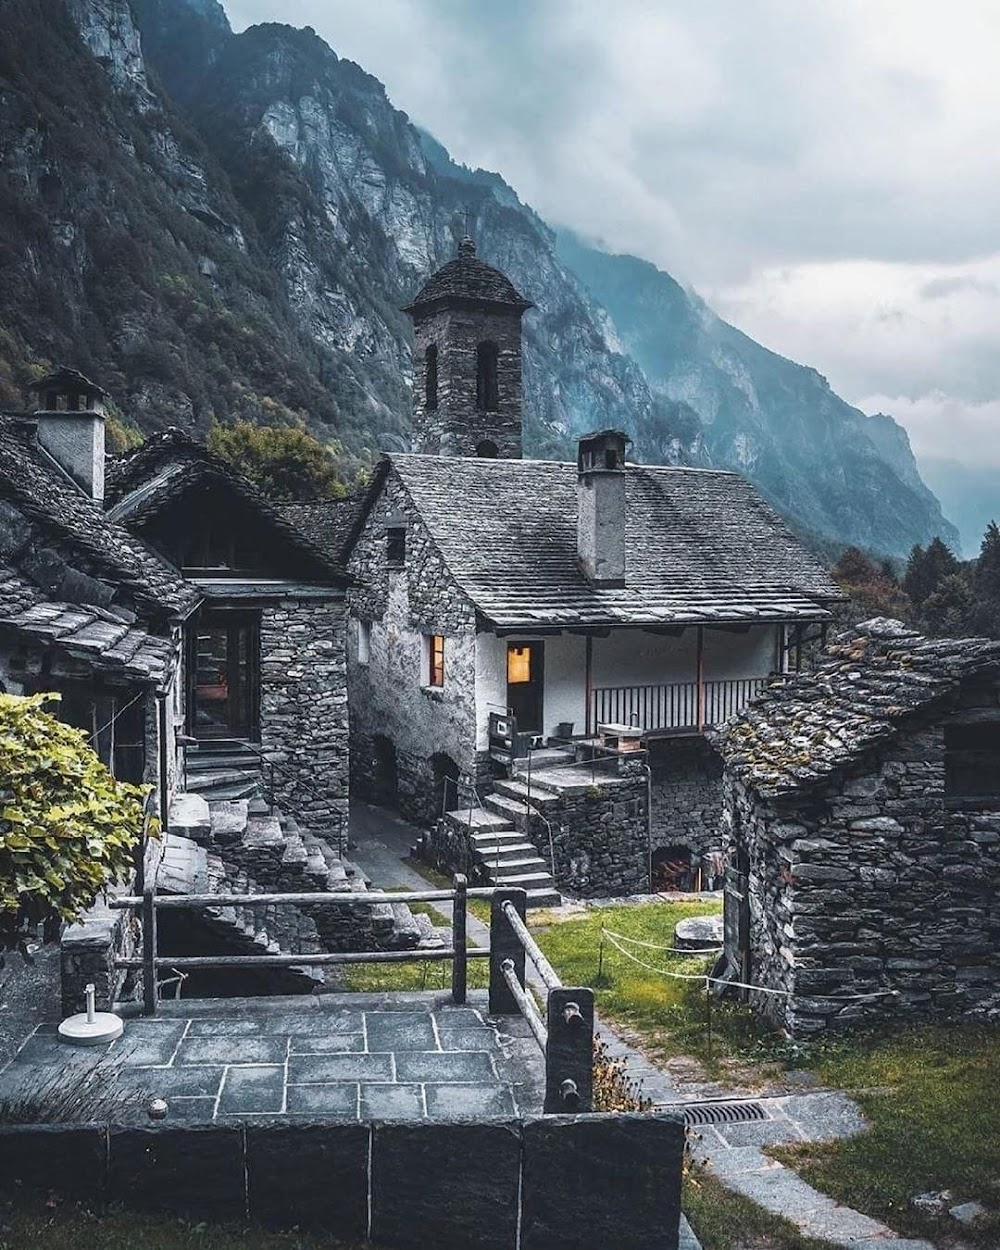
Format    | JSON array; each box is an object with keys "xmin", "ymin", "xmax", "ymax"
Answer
[{"xmin": 526, "ymin": 888, "xmax": 562, "ymax": 909}]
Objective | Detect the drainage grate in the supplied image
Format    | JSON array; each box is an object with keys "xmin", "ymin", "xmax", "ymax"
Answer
[{"xmin": 681, "ymin": 1100, "xmax": 768, "ymax": 1127}]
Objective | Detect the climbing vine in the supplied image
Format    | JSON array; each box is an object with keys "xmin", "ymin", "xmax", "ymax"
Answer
[{"xmin": 0, "ymin": 693, "xmax": 149, "ymax": 952}]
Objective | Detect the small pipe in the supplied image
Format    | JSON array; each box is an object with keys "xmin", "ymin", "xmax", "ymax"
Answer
[{"xmin": 85, "ymin": 983, "xmax": 96, "ymax": 1024}]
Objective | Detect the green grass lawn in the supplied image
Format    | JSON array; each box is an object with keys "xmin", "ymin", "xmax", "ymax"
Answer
[
  {"xmin": 0, "ymin": 1202, "xmax": 373, "ymax": 1250},
  {"xmin": 771, "ymin": 1023, "xmax": 1000, "ymax": 1248}
]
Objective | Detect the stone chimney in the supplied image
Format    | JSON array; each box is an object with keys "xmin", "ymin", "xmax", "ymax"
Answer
[
  {"xmin": 577, "ymin": 430, "xmax": 630, "ymax": 586},
  {"xmin": 26, "ymin": 368, "xmax": 108, "ymax": 503}
]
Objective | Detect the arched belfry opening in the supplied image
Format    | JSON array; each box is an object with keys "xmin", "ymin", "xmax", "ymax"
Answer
[
  {"xmin": 476, "ymin": 342, "xmax": 499, "ymax": 412},
  {"xmin": 403, "ymin": 234, "xmax": 533, "ymax": 459}
]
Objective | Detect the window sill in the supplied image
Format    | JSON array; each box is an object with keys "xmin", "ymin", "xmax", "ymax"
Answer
[{"xmin": 420, "ymin": 685, "xmax": 445, "ymax": 701}]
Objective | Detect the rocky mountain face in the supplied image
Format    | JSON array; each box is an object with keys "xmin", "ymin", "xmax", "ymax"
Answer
[{"xmin": 0, "ymin": 0, "xmax": 957, "ymax": 555}]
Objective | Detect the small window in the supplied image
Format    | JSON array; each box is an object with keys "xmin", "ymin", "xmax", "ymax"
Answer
[
  {"xmin": 605, "ymin": 448, "xmax": 619, "ymax": 469},
  {"xmin": 386, "ymin": 527, "xmax": 406, "ymax": 567},
  {"xmin": 425, "ymin": 634, "xmax": 445, "ymax": 688},
  {"xmin": 476, "ymin": 341, "xmax": 499, "ymax": 411},
  {"xmin": 425, "ymin": 344, "xmax": 438, "ymax": 411},
  {"xmin": 357, "ymin": 620, "xmax": 371, "ymax": 665},
  {"xmin": 944, "ymin": 721, "xmax": 1000, "ymax": 798},
  {"xmin": 507, "ymin": 645, "xmax": 531, "ymax": 684},
  {"xmin": 476, "ymin": 439, "xmax": 498, "ymax": 459}
]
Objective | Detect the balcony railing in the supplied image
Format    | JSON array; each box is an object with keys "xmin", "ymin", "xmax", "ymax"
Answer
[{"xmin": 591, "ymin": 676, "xmax": 770, "ymax": 734}]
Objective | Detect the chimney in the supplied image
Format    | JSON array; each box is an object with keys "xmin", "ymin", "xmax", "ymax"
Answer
[
  {"xmin": 577, "ymin": 430, "xmax": 630, "ymax": 586},
  {"xmin": 26, "ymin": 368, "xmax": 108, "ymax": 503}
]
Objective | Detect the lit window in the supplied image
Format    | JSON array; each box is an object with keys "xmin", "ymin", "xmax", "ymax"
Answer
[
  {"xmin": 357, "ymin": 620, "xmax": 371, "ymax": 665},
  {"xmin": 386, "ymin": 527, "xmax": 406, "ymax": 567},
  {"xmin": 507, "ymin": 645, "xmax": 531, "ymax": 684},
  {"xmin": 426, "ymin": 634, "xmax": 445, "ymax": 687}
]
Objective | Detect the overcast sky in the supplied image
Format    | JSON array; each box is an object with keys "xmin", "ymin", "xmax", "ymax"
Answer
[{"xmin": 225, "ymin": 0, "xmax": 1000, "ymax": 473}]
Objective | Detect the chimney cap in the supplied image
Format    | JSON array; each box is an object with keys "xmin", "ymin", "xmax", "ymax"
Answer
[
  {"xmin": 28, "ymin": 366, "xmax": 108, "ymax": 400},
  {"xmin": 577, "ymin": 429, "xmax": 631, "ymax": 475}
]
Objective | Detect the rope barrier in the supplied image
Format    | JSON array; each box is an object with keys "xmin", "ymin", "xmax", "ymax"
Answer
[
  {"xmin": 601, "ymin": 929, "xmax": 722, "ymax": 956},
  {"xmin": 600, "ymin": 928, "xmax": 899, "ymax": 1003}
]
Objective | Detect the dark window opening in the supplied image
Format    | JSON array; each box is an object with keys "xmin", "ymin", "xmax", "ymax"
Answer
[
  {"xmin": 476, "ymin": 439, "xmax": 499, "ymax": 458},
  {"xmin": 944, "ymin": 720, "xmax": 1000, "ymax": 798},
  {"xmin": 427, "ymin": 634, "xmax": 445, "ymax": 687},
  {"xmin": 425, "ymin": 344, "xmax": 438, "ymax": 411},
  {"xmin": 476, "ymin": 341, "xmax": 499, "ymax": 411},
  {"xmin": 45, "ymin": 391, "xmax": 58, "ymax": 410},
  {"xmin": 605, "ymin": 448, "xmax": 619, "ymax": 469},
  {"xmin": 386, "ymin": 527, "xmax": 406, "ymax": 567}
]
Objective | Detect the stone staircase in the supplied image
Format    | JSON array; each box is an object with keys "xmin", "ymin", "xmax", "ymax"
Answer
[
  {"xmin": 155, "ymin": 834, "xmax": 325, "ymax": 994},
  {"xmin": 170, "ymin": 794, "xmax": 433, "ymax": 954},
  {"xmin": 183, "ymin": 745, "xmax": 263, "ymax": 802},
  {"xmin": 442, "ymin": 775, "xmax": 562, "ymax": 908}
]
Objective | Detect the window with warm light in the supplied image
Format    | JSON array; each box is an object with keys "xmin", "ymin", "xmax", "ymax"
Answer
[
  {"xmin": 426, "ymin": 634, "xmax": 445, "ymax": 687},
  {"xmin": 507, "ymin": 644, "xmax": 531, "ymax": 684}
]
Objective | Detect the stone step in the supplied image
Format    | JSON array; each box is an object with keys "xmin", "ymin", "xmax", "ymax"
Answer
[
  {"xmin": 469, "ymin": 828, "xmax": 527, "ymax": 847},
  {"xmin": 389, "ymin": 902, "xmax": 422, "ymax": 949},
  {"xmin": 444, "ymin": 807, "xmax": 514, "ymax": 832},
  {"xmin": 526, "ymin": 888, "xmax": 562, "ymax": 909},
  {"xmin": 209, "ymin": 800, "xmax": 249, "ymax": 844},
  {"xmin": 513, "ymin": 746, "xmax": 576, "ymax": 770},
  {"xmin": 492, "ymin": 779, "xmax": 561, "ymax": 807},
  {"xmin": 488, "ymin": 856, "xmax": 551, "ymax": 874},
  {"xmin": 471, "ymin": 841, "xmax": 539, "ymax": 861},
  {"xmin": 491, "ymin": 871, "xmax": 556, "ymax": 888}
]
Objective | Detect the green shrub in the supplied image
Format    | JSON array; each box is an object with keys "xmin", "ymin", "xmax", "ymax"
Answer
[{"xmin": 0, "ymin": 693, "xmax": 148, "ymax": 951}]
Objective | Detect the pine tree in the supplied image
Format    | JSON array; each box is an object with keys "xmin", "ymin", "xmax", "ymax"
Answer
[
  {"xmin": 970, "ymin": 520, "xmax": 1000, "ymax": 638},
  {"xmin": 920, "ymin": 573, "xmax": 972, "ymax": 638},
  {"xmin": 903, "ymin": 537, "xmax": 959, "ymax": 607}
]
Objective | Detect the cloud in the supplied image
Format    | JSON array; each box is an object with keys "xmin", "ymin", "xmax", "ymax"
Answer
[{"xmin": 222, "ymin": 0, "xmax": 1000, "ymax": 474}]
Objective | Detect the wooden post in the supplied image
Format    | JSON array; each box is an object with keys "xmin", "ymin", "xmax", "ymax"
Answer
[
  {"xmin": 142, "ymin": 886, "xmax": 158, "ymax": 1017},
  {"xmin": 489, "ymin": 888, "xmax": 527, "ymax": 1015},
  {"xmin": 156, "ymin": 689, "xmax": 170, "ymax": 835},
  {"xmin": 695, "ymin": 626, "xmax": 705, "ymax": 732},
  {"xmin": 451, "ymin": 873, "xmax": 468, "ymax": 1005},
  {"xmin": 544, "ymin": 986, "xmax": 594, "ymax": 1113}
]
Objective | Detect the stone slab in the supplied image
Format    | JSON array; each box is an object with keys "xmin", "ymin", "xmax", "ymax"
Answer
[
  {"xmin": 777, "ymin": 1092, "xmax": 869, "ymax": 1141},
  {"xmin": 285, "ymin": 1083, "xmax": 359, "ymax": 1117},
  {"xmin": 167, "ymin": 795, "xmax": 211, "ymax": 840},
  {"xmin": 520, "ymin": 1113, "xmax": 685, "ymax": 1250},
  {"xmin": 289, "ymin": 1034, "xmax": 366, "ymax": 1055},
  {"xmin": 175, "ymin": 1036, "xmax": 288, "ymax": 1066},
  {"xmin": 713, "ymin": 1117, "xmax": 806, "ymax": 1148},
  {"xmin": 289, "ymin": 1052, "xmax": 394, "ymax": 1084},
  {"xmin": 218, "ymin": 1065, "xmax": 285, "ymax": 1116},
  {"xmin": 394, "ymin": 1050, "xmax": 496, "ymax": 1083},
  {"xmin": 246, "ymin": 1122, "xmax": 370, "ymax": 1234},
  {"xmin": 425, "ymin": 1083, "xmax": 516, "ymax": 1119},
  {"xmin": 0, "ymin": 1124, "xmax": 107, "ymax": 1200},
  {"xmin": 360, "ymin": 1082, "xmax": 425, "ymax": 1120},
  {"xmin": 372, "ymin": 1121, "xmax": 521, "ymax": 1250},
  {"xmin": 365, "ymin": 1011, "xmax": 438, "ymax": 1051},
  {"xmin": 108, "ymin": 1125, "xmax": 245, "ymax": 1222}
]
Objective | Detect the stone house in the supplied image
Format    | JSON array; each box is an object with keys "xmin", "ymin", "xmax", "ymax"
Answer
[
  {"xmin": 105, "ymin": 429, "xmax": 353, "ymax": 844},
  {"xmin": 714, "ymin": 617, "xmax": 1000, "ymax": 1035},
  {"xmin": 0, "ymin": 369, "xmax": 197, "ymax": 787},
  {"xmin": 327, "ymin": 240, "xmax": 842, "ymax": 898}
]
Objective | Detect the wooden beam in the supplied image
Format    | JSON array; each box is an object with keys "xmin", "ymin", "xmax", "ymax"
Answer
[
  {"xmin": 696, "ymin": 626, "xmax": 705, "ymax": 732},
  {"xmin": 585, "ymin": 634, "xmax": 594, "ymax": 738},
  {"xmin": 640, "ymin": 625, "xmax": 686, "ymax": 637}
]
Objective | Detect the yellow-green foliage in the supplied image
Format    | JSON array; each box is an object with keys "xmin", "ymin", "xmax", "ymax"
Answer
[
  {"xmin": 0, "ymin": 693, "xmax": 148, "ymax": 944},
  {"xmin": 207, "ymin": 419, "xmax": 347, "ymax": 502}
]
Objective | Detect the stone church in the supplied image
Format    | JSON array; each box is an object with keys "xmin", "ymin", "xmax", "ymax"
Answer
[{"xmin": 335, "ymin": 237, "xmax": 842, "ymax": 900}]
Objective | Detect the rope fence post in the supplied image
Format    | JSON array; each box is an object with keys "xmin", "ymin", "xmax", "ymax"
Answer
[
  {"xmin": 451, "ymin": 873, "xmax": 468, "ymax": 1005},
  {"xmin": 142, "ymin": 886, "xmax": 158, "ymax": 1017},
  {"xmin": 544, "ymin": 986, "xmax": 594, "ymax": 1113},
  {"xmin": 489, "ymin": 887, "xmax": 527, "ymax": 1014}
]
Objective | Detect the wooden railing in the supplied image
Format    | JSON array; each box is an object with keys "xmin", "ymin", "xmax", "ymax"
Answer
[{"xmin": 591, "ymin": 676, "xmax": 769, "ymax": 734}]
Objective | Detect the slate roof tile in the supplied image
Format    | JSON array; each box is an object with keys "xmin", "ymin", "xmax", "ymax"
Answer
[
  {"xmin": 714, "ymin": 617, "xmax": 1000, "ymax": 797},
  {"xmin": 404, "ymin": 239, "xmax": 531, "ymax": 312},
  {"xmin": 374, "ymin": 455, "xmax": 841, "ymax": 628}
]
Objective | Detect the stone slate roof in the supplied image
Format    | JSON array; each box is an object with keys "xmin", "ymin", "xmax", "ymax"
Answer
[
  {"xmin": 106, "ymin": 430, "xmax": 351, "ymax": 583},
  {"xmin": 0, "ymin": 421, "xmax": 199, "ymax": 620},
  {"xmin": 27, "ymin": 366, "xmax": 108, "ymax": 399},
  {"xmin": 0, "ymin": 564, "xmax": 175, "ymax": 683},
  {"xmin": 404, "ymin": 238, "xmax": 532, "ymax": 313},
  {"xmin": 277, "ymin": 497, "xmax": 365, "ymax": 565},
  {"xmin": 715, "ymin": 618, "xmax": 1000, "ymax": 798},
  {"xmin": 369, "ymin": 455, "xmax": 841, "ymax": 628}
]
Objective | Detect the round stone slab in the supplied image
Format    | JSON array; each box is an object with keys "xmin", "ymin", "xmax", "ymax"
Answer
[
  {"xmin": 58, "ymin": 1011, "xmax": 124, "ymax": 1046},
  {"xmin": 674, "ymin": 915, "xmax": 724, "ymax": 951}
]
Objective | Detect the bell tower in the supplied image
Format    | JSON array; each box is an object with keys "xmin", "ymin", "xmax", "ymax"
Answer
[{"xmin": 403, "ymin": 237, "xmax": 532, "ymax": 459}]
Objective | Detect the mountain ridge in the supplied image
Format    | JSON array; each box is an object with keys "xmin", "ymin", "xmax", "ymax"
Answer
[{"xmin": 0, "ymin": 0, "xmax": 958, "ymax": 556}]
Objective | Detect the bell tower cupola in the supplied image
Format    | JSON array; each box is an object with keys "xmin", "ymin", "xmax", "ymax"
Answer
[{"xmin": 403, "ymin": 235, "xmax": 532, "ymax": 459}]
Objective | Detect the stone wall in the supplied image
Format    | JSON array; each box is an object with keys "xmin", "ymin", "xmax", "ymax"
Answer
[
  {"xmin": 648, "ymin": 736, "xmax": 723, "ymax": 859},
  {"xmin": 724, "ymin": 701, "xmax": 1000, "ymax": 1035},
  {"xmin": 260, "ymin": 596, "xmax": 349, "ymax": 844},
  {"xmin": 348, "ymin": 472, "xmax": 479, "ymax": 825},
  {"xmin": 411, "ymin": 305, "xmax": 524, "ymax": 459},
  {"xmin": 60, "ymin": 891, "xmax": 139, "ymax": 1015}
]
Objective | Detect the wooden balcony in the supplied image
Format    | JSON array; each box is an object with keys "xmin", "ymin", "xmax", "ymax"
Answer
[{"xmin": 591, "ymin": 677, "xmax": 770, "ymax": 735}]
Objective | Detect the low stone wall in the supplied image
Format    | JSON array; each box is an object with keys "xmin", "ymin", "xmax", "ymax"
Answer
[
  {"xmin": 60, "ymin": 893, "xmax": 139, "ymax": 1016},
  {"xmin": 724, "ymin": 719, "xmax": 1000, "ymax": 1035},
  {"xmin": 648, "ymin": 736, "xmax": 724, "ymax": 858},
  {"xmin": 543, "ymin": 774, "xmax": 650, "ymax": 898},
  {"xmin": 0, "ymin": 1112, "xmax": 685, "ymax": 1250}
]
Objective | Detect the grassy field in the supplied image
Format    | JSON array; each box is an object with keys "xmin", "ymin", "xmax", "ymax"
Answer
[
  {"xmin": 772, "ymin": 1023, "xmax": 1000, "ymax": 1248},
  {"xmin": 0, "ymin": 1203, "xmax": 373, "ymax": 1250}
]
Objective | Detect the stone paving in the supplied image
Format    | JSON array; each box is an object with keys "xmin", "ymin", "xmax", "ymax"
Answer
[{"xmin": 0, "ymin": 991, "xmax": 545, "ymax": 1126}]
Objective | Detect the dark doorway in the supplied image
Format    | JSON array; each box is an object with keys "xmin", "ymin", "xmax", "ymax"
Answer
[
  {"xmin": 431, "ymin": 752, "xmax": 460, "ymax": 819},
  {"xmin": 371, "ymin": 734, "xmax": 399, "ymax": 809},
  {"xmin": 651, "ymin": 845, "xmax": 693, "ymax": 892},
  {"xmin": 188, "ymin": 611, "xmax": 260, "ymax": 740},
  {"xmin": 506, "ymin": 641, "xmax": 544, "ymax": 735}
]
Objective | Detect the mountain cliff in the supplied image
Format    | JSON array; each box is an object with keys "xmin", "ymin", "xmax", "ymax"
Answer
[{"xmin": 0, "ymin": 0, "xmax": 957, "ymax": 555}]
